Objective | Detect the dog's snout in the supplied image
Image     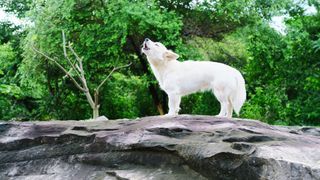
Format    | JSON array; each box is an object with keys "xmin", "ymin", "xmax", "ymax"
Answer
[{"xmin": 145, "ymin": 38, "xmax": 150, "ymax": 42}]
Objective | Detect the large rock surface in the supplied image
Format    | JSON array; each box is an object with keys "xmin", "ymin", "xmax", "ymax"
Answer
[{"xmin": 0, "ymin": 115, "xmax": 320, "ymax": 180}]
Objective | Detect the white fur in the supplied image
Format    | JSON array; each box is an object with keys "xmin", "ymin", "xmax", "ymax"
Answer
[{"xmin": 141, "ymin": 39, "xmax": 246, "ymax": 118}]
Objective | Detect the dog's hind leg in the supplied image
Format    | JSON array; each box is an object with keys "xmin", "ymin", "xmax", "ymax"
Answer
[
  {"xmin": 213, "ymin": 88, "xmax": 228, "ymax": 117},
  {"xmin": 226, "ymin": 97, "xmax": 233, "ymax": 118}
]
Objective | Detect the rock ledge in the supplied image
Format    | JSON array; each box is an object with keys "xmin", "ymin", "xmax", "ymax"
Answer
[{"xmin": 0, "ymin": 115, "xmax": 320, "ymax": 180}]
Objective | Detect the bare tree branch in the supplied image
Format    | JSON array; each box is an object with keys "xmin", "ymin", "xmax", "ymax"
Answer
[
  {"xmin": 67, "ymin": 43, "xmax": 83, "ymax": 66},
  {"xmin": 67, "ymin": 42, "xmax": 86, "ymax": 82},
  {"xmin": 84, "ymin": 90, "xmax": 95, "ymax": 108},
  {"xmin": 62, "ymin": 31, "xmax": 82, "ymax": 80},
  {"xmin": 96, "ymin": 62, "xmax": 132, "ymax": 92},
  {"xmin": 31, "ymin": 46, "xmax": 88, "ymax": 92},
  {"xmin": 63, "ymin": 57, "xmax": 79, "ymax": 79}
]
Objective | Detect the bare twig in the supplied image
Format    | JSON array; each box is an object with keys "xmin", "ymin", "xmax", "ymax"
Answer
[
  {"xmin": 62, "ymin": 31, "xmax": 82, "ymax": 79},
  {"xmin": 96, "ymin": 62, "xmax": 132, "ymax": 92},
  {"xmin": 67, "ymin": 43, "xmax": 83, "ymax": 66},
  {"xmin": 67, "ymin": 42, "xmax": 85, "ymax": 79},
  {"xmin": 31, "ymin": 46, "xmax": 87, "ymax": 92}
]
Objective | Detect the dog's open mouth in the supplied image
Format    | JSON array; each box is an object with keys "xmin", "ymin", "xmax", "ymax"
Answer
[{"xmin": 143, "ymin": 43, "xmax": 150, "ymax": 50}]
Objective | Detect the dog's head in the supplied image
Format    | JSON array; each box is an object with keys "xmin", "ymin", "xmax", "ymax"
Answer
[{"xmin": 141, "ymin": 38, "xmax": 179, "ymax": 62}]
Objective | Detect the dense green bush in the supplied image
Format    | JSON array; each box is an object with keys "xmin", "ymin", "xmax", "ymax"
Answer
[{"xmin": 243, "ymin": 18, "xmax": 320, "ymax": 125}]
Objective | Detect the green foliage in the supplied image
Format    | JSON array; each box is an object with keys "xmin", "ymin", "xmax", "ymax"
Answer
[
  {"xmin": 185, "ymin": 31, "xmax": 248, "ymax": 68},
  {"xmin": 0, "ymin": 0, "xmax": 32, "ymax": 18},
  {"xmin": 242, "ymin": 13, "xmax": 320, "ymax": 125},
  {"xmin": 180, "ymin": 92, "xmax": 220, "ymax": 115},
  {"xmin": 102, "ymin": 73, "xmax": 155, "ymax": 119},
  {"xmin": 0, "ymin": 0, "xmax": 319, "ymax": 126},
  {"xmin": 17, "ymin": 0, "xmax": 183, "ymax": 120},
  {"xmin": 313, "ymin": 34, "xmax": 320, "ymax": 52},
  {"xmin": 241, "ymin": 86, "xmax": 288, "ymax": 124},
  {"xmin": 0, "ymin": 43, "xmax": 16, "ymax": 70},
  {"xmin": 0, "ymin": 22, "xmax": 19, "ymax": 43},
  {"xmin": 0, "ymin": 26, "xmax": 31, "ymax": 120},
  {"xmin": 159, "ymin": 0, "xmax": 291, "ymax": 39}
]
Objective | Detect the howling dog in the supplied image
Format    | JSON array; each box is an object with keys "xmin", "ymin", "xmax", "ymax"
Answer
[{"xmin": 141, "ymin": 38, "xmax": 246, "ymax": 118}]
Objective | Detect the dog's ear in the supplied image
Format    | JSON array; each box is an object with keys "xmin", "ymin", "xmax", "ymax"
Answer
[{"xmin": 164, "ymin": 50, "xmax": 179, "ymax": 61}]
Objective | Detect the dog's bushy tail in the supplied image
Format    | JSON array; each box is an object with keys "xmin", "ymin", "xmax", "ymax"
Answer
[{"xmin": 232, "ymin": 71, "xmax": 246, "ymax": 116}]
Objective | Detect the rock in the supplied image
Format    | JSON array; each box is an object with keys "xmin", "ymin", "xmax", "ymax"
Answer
[
  {"xmin": 94, "ymin": 115, "xmax": 109, "ymax": 121},
  {"xmin": 0, "ymin": 115, "xmax": 319, "ymax": 180}
]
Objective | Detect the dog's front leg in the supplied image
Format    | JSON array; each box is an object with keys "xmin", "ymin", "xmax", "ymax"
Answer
[{"xmin": 167, "ymin": 94, "xmax": 181, "ymax": 116}]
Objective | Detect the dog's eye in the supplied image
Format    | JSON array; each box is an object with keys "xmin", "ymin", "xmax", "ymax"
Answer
[{"xmin": 155, "ymin": 43, "xmax": 159, "ymax": 46}]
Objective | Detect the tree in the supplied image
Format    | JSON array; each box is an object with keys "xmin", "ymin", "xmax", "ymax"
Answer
[
  {"xmin": 32, "ymin": 31, "xmax": 131, "ymax": 119},
  {"xmin": 159, "ymin": 0, "xmax": 291, "ymax": 39},
  {"xmin": 20, "ymin": 0, "xmax": 184, "ymax": 119},
  {"xmin": 242, "ymin": 10, "xmax": 320, "ymax": 125}
]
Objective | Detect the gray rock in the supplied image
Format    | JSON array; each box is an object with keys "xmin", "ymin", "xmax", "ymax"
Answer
[
  {"xmin": 0, "ymin": 115, "xmax": 319, "ymax": 180},
  {"xmin": 94, "ymin": 115, "xmax": 109, "ymax": 121}
]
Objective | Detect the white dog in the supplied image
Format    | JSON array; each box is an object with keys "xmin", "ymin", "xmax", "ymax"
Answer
[{"xmin": 141, "ymin": 38, "xmax": 246, "ymax": 118}]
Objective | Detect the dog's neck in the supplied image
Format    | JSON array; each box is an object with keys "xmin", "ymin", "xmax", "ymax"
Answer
[
  {"xmin": 146, "ymin": 57, "xmax": 177, "ymax": 87},
  {"xmin": 147, "ymin": 57, "xmax": 167, "ymax": 68}
]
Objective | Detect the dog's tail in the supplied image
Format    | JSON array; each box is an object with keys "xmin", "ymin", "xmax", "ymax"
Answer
[{"xmin": 231, "ymin": 71, "xmax": 246, "ymax": 116}]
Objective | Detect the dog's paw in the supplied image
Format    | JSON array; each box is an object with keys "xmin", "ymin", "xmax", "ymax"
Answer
[
  {"xmin": 163, "ymin": 113, "xmax": 177, "ymax": 118},
  {"xmin": 215, "ymin": 114, "xmax": 225, "ymax": 118}
]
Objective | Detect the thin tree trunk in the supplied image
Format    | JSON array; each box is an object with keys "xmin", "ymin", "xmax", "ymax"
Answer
[
  {"xmin": 93, "ymin": 90, "xmax": 99, "ymax": 119},
  {"xmin": 93, "ymin": 107, "xmax": 99, "ymax": 119}
]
